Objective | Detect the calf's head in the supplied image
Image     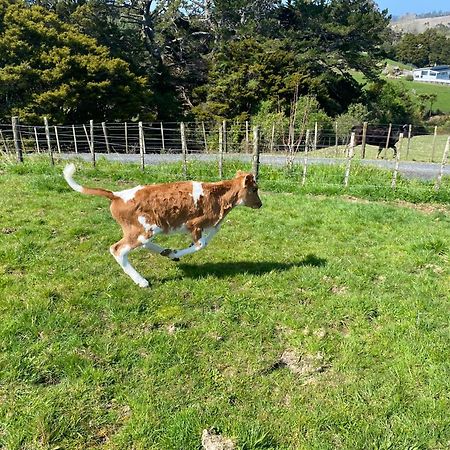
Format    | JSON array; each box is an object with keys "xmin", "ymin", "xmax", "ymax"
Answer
[{"xmin": 235, "ymin": 171, "xmax": 262, "ymax": 209}]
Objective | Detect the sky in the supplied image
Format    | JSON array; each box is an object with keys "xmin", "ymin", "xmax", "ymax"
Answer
[{"xmin": 375, "ymin": 0, "xmax": 450, "ymax": 17}]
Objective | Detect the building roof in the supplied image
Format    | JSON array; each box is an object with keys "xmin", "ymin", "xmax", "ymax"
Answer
[{"xmin": 414, "ymin": 65, "xmax": 449, "ymax": 72}]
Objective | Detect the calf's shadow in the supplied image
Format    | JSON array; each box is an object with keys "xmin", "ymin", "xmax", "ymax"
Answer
[{"xmin": 176, "ymin": 254, "xmax": 326, "ymax": 279}]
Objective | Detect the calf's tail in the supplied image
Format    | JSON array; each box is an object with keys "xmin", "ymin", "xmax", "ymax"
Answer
[{"xmin": 63, "ymin": 164, "xmax": 116, "ymax": 200}]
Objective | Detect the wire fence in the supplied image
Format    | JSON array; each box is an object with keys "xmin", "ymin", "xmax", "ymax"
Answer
[{"xmin": 1, "ymin": 118, "xmax": 449, "ymax": 192}]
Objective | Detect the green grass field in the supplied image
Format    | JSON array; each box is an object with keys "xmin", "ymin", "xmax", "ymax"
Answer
[
  {"xmin": 389, "ymin": 79, "xmax": 450, "ymax": 115},
  {"xmin": 1, "ymin": 159, "xmax": 449, "ymax": 449}
]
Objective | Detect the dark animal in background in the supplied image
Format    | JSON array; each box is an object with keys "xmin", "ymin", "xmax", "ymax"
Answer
[{"xmin": 351, "ymin": 124, "xmax": 408, "ymax": 158}]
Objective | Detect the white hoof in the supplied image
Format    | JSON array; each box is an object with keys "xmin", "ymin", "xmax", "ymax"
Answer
[{"xmin": 137, "ymin": 279, "xmax": 149, "ymax": 288}]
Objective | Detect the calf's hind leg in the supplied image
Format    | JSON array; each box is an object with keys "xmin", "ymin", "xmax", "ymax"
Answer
[{"xmin": 110, "ymin": 237, "xmax": 149, "ymax": 288}]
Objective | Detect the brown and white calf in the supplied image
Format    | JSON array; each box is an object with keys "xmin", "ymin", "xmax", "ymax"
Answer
[{"xmin": 63, "ymin": 164, "xmax": 262, "ymax": 287}]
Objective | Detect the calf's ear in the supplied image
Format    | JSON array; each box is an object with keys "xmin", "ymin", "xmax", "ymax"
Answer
[{"xmin": 244, "ymin": 173, "xmax": 255, "ymax": 186}]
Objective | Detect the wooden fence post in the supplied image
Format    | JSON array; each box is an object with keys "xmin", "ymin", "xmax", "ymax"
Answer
[
  {"xmin": 270, "ymin": 122, "xmax": 275, "ymax": 153},
  {"xmin": 361, "ymin": 121, "xmax": 368, "ymax": 159},
  {"xmin": 434, "ymin": 136, "xmax": 450, "ymax": 192},
  {"xmin": 102, "ymin": 122, "xmax": 111, "ymax": 154},
  {"xmin": 382, "ymin": 123, "xmax": 392, "ymax": 159},
  {"xmin": 344, "ymin": 132, "xmax": 355, "ymax": 187},
  {"xmin": 218, "ymin": 123, "xmax": 223, "ymax": 179},
  {"xmin": 90, "ymin": 120, "xmax": 94, "ymax": 159},
  {"xmin": 313, "ymin": 121, "xmax": 318, "ymax": 152},
  {"xmin": 139, "ymin": 121, "xmax": 145, "ymax": 171},
  {"xmin": 391, "ymin": 133, "xmax": 404, "ymax": 189},
  {"xmin": 302, "ymin": 129, "xmax": 311, "ymax": 186},
  {"xmin": 125, "ymin": 122, "xmax": 129, "ymax": 154},
  {"xmin": 334, "ymin": 121, "xmax": 339, "ymax": 156},
  {"xmin": 201, "ymin": 121, "xmax": 208, "ymax": 153},
  {"xmin": 83, "ymin": 123, "xmax": 95, "ymax": 167},
  {"xmin": 180, "ymin": 122, "xmax": 188, "ymax": 179},
  {"xmin": 252, "ymin": 126, "xmax": 260, "ymax": 181},
  {"xmin": 160, "ymin": 122, "xmax": 166, "ymax": 153},
  {"xmin": 34, "ymin": 127, "xmax": 41, "ymax": 153},
  {"xmin": 222, "ymin": 120, "xmax": 227, "ymax": 154},
  {"xmin": 72, "ymin": 125, "xmax": 78, "ymax": 154},
  {"xmin": 245, "ymin": 120, "xmax": 249, "ymax": 153},
  {"xmin": 431, "ymin": 126, "xmax": 438, "ymax": 162},
  {"xmin": 12, "ymin": 117, "xmax": 23, "ymax": 163},
  {"xmin": 54, "ymin": 126, "xmax": 61, "ymax": 153},
  {"xmin": 406, "ymin": 124, "xmax": 412, "ymax": 159},
  {"xmin": 44, "ymin": 117, "xmax": 54, "ymax": 166}
]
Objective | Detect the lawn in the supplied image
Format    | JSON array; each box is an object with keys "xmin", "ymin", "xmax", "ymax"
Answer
[
  {"xmin": 389, "ymin": 78, "xmax": 450, "ymax": 115},
  {"xmin": 1, "ymin": 158, "xmax": 449, "ymax": 449}
]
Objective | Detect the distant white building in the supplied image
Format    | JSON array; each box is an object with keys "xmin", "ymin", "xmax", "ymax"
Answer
[{"xmin": 413, "ymin": 65, "xmax": 450, "ymax": 84}]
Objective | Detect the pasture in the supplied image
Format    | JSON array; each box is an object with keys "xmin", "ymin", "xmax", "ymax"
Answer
[{"xmin": 1, "ymin": 158, "xmax": 449, "ymax": 449}]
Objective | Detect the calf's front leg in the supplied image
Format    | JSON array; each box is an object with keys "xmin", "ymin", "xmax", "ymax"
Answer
[{"xmin": 166, "ymin": 226, "xmax": 219, "ymax": 260}]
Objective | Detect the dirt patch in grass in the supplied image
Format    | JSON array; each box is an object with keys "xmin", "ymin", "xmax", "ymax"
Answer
[{"xmin": 202, "ymin": 429, "xmax": 235, "ymax": 450}]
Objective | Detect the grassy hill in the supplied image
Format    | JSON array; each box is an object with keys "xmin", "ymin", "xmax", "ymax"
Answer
[
  {"xmin": 391, "ymin": 14, "xmax": 450, "ymax": 33},
  {"xmin": 390, "ymin": 78, "xmax": 450, "ymax": 114}
]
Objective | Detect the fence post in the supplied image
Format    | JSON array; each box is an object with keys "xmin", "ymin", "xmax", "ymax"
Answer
[
  {"xmin": 391, "ymin": 133, "xmax": 403, "ymax": 189},
  {"xmin": 302, "ymin": 129, "xmax": 311, "ymax": 187},
  {"xmin": 102, "ymin": 122, "xmax": 111, "ymax": 153},
  {"xmin": 72, "ymin": 125, "xmax": 78, "ymax": 154},
  {"xmin": 406, "ymin": 124, "xmax": 412, "ymax": 159},
  {"xmin": 218, "ymin": 123, "xmax": 223, "ymax": 179},
  {"xmin": 344, "ymin": 132, "xmax": 355, "ymax": 187},
  {"xmin": 382, "ymin": 123, "xmax": 392, "ymax": 159},
  {"xmin": 434, "ymin": 136, "xmax": 450, "ymax": 192},
  {"xmin": 180, "ymin": 122, "xmax": 188, "ymax": 179},
  {"xmin": 125, "ymin": 122, "xmax": 129, "ymax": 154},
  {"xmin": 83, "ymin": 123, "xmax": 95, "ymax": 167},
  {"xmin": 334, "ymin": 121, "xmax": 339, "ymax": 157},
  {"xmin": 431, "ymin": 126, "xmax": 438, "ymax": 162},
  {"xmin": 361, "ymin": 121, "xmax": 368, "ymax": 159},
  {"xmin": 44, "ymin": 117, "xmax": 54, "ymax": 166},
  {"xmin": 245, "ymin": 120, "xmax": 249, "ymax": 153},
  {"xmin": 11, "ymin": 117, "xmax": 23, "ymax": 163},
  {"xmin": 313, "ymin": 121, "xmax": 318, "ymax": 152},
  {"xmin": 160, "ymin": 122, "xmax": 166, "ymax": 153},
  {"xmin": 34, "ymin": 127, "xmax": 41, "ymax": 154},
  {"xmin": 270, "ymin": 122, "xmax": 275, "ymax": 153},
  {"xmin": 252, "ymin": 126, "xmax": 260, "ymax": 181},
  {"xmin": 0, "ymin": 130, "xmax": 9, "ymax": 154},
  {"xmin": 139, "ymin": 121, "xmax": 145, "ymax": 171},
  {"xmin": 90, "ymin": 120, "xmax": 94, "ymax": 159},
  {"xmin": 54, "ymin": 126, "xmax": 61, "ymax": 153},
  {"xmin": 201, "ymin": 121, "xmax": 208, "ymax": 153},
  {"xmin": 222, "ymin": 120, "xmax": 227, "ymax": 154}
]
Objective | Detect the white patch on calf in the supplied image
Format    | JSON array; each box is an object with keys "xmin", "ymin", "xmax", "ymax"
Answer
[
  {"xmin": 113, "ymin": 185, "xmax": 143, "ymax": 202},
  {"xmin": 138, "ymin": 216, "xmax": 162, "ymax": 235},
  {"xmin": 191, "ymin": 181, "xmax": 203, "ymax": 207},
  {"xmin": 138, "ymin": 215, "xmax": 151, "ymax": 231}
]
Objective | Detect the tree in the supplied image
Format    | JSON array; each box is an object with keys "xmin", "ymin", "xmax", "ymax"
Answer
[
  {"xmin": 395, "ymin": 29, "xmax": 450, "ymax": 67},
  {"xmin": 0, "ymin": 0, "xmax": 154, "ymax": 123}
]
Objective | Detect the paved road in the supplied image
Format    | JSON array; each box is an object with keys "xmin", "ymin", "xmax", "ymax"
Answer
[{"xmin": 59, "ymin": 152, "xmax": 449, "ymax": 181}]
